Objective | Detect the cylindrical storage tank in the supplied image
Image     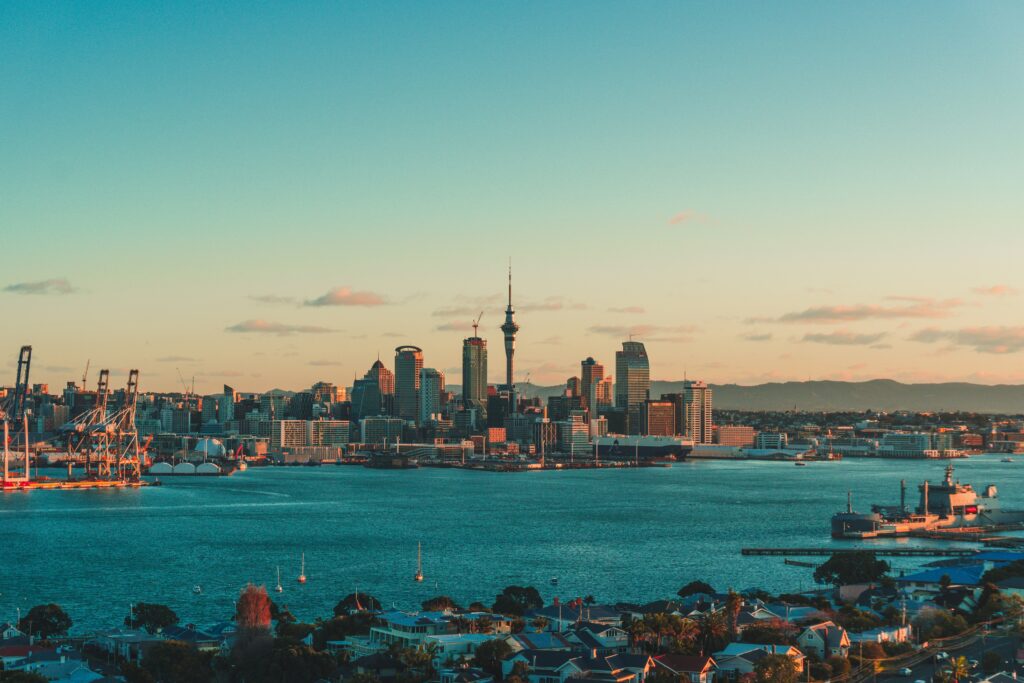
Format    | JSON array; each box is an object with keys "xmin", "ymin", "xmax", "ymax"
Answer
[
  {"xmin": 148, "ymin": 462, "xmax": 174, "ymax": 475},
  {"xmin": 173, "ymin": 462, "xmax": 197, "ymax": 475}
]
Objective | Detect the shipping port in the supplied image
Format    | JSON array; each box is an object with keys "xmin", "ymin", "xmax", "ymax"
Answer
[{"xmin": 2, "ymin": 345, "xmax": 154, "ymax": 492}]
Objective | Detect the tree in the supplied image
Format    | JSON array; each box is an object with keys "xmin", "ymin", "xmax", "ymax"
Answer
[
  {"xmin": 17, "ymin": 604, "xmax": 72, "ymax": 640},
  {"xmin": 506, "ymin": 660, "xmax": 531, "ymax": 683},
  {"xmin": 753, "ymin": 653, "xmax": 798, "ymax": 683},
  {"xmin": 422, "ymin": 596, "xmax": 460, "ymax": 611},
  {"xmin": 473, "ymin": 615, "xmax": 495, "ymax": 634},
  {"xmin": 140, "ymin": 640, "xmax": 213, "ymax": 683},
  {"xmin": 335, "ymin": 592, "xmax": 382, "ymax": 615},
  {"xmin": 740, "ymin": 620, "xmax": 794, "ymax": 646},
  {"xmin": 912, "ymin": 607, "xmax": 969, "ymax": 640},
  {"xmin": 236, "ymin": 584, "xmax": 272, "ymax": 633},
  {"xmin": 677, "ymin": 581, "xmax": 715, "ymax": 598},
  {"xmin": 944, "ymin": 655, "xmax": 970, "ymax": 683},
  {"xmin": 492, "ymin": 586, "xmax": 543, "ymax": 616},
  {"xmin": 725, "ymin": 590, "xmax": 742, "ymax": 639},
  {"xmin": 700, "ymin": 610, "xmax": 729, "ymax": 653},
  {"xmin": 472, "ymin": 638, "xmax": 513, "ymax": 677},
  {"xmin": 531, "ymin": 616, "xmax": 550, "ymax": 632},
  {"xmin": 813, "ymin": 552, "xmax": 890, "ymax": 587},
  {"xmin": 235, "ymin": 637, "xmax": 337, "ymax": 683},
  {"xmin": 125, "ymin": 603, "xmax": 179, "ymax": 634},
  {"xmin": 583, "ymin": 595, "xmax": 596, "ymax": 606}
]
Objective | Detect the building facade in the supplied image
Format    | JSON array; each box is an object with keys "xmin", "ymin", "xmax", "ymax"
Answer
[
  {"xmin": 394, "ymin": 346, "xmax": 424, "ymax": 424},
  {"xmin": 615, "ymin": 341, "xmax": 650, "ymax": 434}
]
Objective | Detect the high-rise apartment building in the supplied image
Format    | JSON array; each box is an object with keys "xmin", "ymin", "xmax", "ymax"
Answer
[
  {"xmin": 682, "ymin": 380, "xmax": 713, "ymax": 444},
  {"xmin": 462, "ymin": 334, "xmax": 488, "ymax": 415},
  {"xmin": 615, "ymin": 341, "xmax": 650, "ymax": 434},
  {"xmin": 419, "ymin": 368, "xmax": 445, "ymax": 425},
  {"xmin": 394, "ymin": 346, "xmax": 423, "ymax": 423}
]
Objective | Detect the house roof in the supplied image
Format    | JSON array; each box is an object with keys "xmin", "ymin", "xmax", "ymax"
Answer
[
  {"xmin": 508, "ymin": 649, "xmax": 579, "ymax": 669},
  {"xmin": 715, "ymin": 643, "xmax": 803, "ymax": 659},
  {"xmin": 895, "ymin": 565, "xmax": 984, "ymax": 586},
  {"xmin": 653, "ymin": 654, "xmax": 715, "ymax": 674},
  {"xmin": 529, "ymin": 604, "xmax": 621, "ymax": 622},
  {"xmin": 507, "ymin": 632, "xmax": 574, "ymax": 650}
]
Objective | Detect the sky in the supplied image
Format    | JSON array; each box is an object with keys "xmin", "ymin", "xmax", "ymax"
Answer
[{"xmin": 2, "ymin": 2, "xmax": 1023, "ymax": 394}]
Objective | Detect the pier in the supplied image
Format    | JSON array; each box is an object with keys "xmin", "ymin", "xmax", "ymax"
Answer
[{"xmin": 742, "ymin": 547, "xmax": 978, "ymax": 557}]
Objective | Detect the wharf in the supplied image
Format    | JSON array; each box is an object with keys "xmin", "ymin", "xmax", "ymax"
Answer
[
  {"xmin": 742, "ymin": 547, "xmax": 977, "ymax": 557},
  {"xmin": 2, "ymin": 477, "xmax": 155, "ymax": 491}
]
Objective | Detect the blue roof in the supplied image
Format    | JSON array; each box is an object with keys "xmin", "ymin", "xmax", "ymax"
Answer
[
  {"xmin": 975, "ymin": 551, "xmax": 1024, "ymax": 563},
  {"xmin": 895, "ymin": 564, "xmax": 985, "ymax": 586}
]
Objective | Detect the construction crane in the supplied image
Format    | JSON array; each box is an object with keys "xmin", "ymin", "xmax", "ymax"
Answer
[
  {"xmin": 81, "ymin": 358, "xmax": 90, "ymax": 390},
  {"xmin": 11, "ymin": 346, "xmax": 32, "ymax": 424},
  {"xmin": 472, "ymin": 311, "xmax": 484, "ymax": 338}
]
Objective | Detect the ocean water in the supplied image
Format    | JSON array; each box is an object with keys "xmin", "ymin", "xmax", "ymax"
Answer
[{"xmin": 1, "ymin": 456, "xmax": 1021, "ymax": 633}]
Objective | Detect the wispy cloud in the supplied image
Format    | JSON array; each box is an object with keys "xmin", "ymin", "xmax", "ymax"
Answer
[
  {"xmin": 753, "ymin": 297, "xmax": 962, "ymax": 324},
  {"xmin": 588, "ymin": 324, "xmax": 697, "ymax": 342},
  {"xmin": 518, "ymin": 297, "xmax": 587, "ymax": 313},
  {"xmin": 609, "ymin": 306, "xmax": 645, "ymax": 314},
  {"xmin": 909, "ymin": 326, "xmax": 1024, "ymax": 354},
  {"xmin": 157, "ymin": 355, "xmax": 199, "ymax": 362},
  {"xmin": 4, "ymin": 278, "xmax": 76, "ymax": 295},
  {"xmin": 249, "ymin": 294, "xmax": 298, "ymax": 305},
  {"xmin": 973, "ymin": 285, "xmax": 1018, "ymax": 297},
  {"xmin": 309, "ymin": 359, "xmax": 342, "ymax": 366},
  {"xmin": 436, "ymin": 321, "xmax": 474, "ymax": 332},
  {"xmin": 802, "ymin": 331, "xmax": 887, "ymax": 346},
  {"xmin": 225, "ymin": 319, "xmax": 334, "ymax": 335},
  {"xmin": 668, "ymin": 210, "xmax": 712, "ymax": 226},
  {"xmin": 741, "ymin": 333, "xmax": 773, "ymax": 342},
  {"xmin": 432, "ymin": 294, "xmax": 503, "ymax": 317},
  {"xmin": 304, "ymin": 287, "xmax": 387, "ymax": 307}
]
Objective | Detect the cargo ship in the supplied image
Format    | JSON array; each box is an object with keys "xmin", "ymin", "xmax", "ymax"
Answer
[
  {"xmin": 831, "ymin": 464, "xmax": 1024, "ymax": 538},
  {"xmin": 593, "ymin": 435, "xmax": 693, "ymax": 461}
]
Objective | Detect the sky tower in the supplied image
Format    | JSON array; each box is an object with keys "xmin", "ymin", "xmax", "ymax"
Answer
[{"xmin": 500, "ymin": 263, "xmax": 519, "ymax": 413}]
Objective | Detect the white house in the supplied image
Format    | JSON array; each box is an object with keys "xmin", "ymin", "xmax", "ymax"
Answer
[{"xmin": 797, "ymin": 621, "xmax": 850, "ymax": 659}]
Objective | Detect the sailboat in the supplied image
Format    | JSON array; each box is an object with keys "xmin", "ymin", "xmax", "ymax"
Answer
[
  {"xmin": 275, "ymin": 566, "xmax": 284, "ymax": 593},
  {"xmin": 414, "ymin": 542, "xmax": 424, "ymax": 582},
  {"xmin": 297, "ymin": 553, "xmax": 307, "ymax": 584}
]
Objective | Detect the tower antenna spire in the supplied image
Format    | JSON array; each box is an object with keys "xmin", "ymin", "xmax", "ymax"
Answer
[{"xmin": 507, "ymin": 258, "xmax": 512, "ymax": 307}]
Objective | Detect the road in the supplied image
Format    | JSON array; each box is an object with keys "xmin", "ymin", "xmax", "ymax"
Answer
[{"xmin": 877, "ymin": 630, "xmax": 1018, "ymax": 682}]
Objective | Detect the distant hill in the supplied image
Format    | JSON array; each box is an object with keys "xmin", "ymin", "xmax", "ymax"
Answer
[{"xmin": 515, "ymin": 380, "xmax": 1024, "ymax": 414}]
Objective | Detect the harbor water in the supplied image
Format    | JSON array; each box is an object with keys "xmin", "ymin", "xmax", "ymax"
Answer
[{"xmin": 1, "ymin": 456, "xmax": 1022, "ymax": 632}]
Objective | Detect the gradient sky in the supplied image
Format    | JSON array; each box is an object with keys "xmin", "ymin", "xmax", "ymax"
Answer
[{"xmin": 2, "ymin": 2, "xmax": 1023, "ymax": 393}]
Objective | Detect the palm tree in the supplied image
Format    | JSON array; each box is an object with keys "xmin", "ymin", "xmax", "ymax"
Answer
[
  {"xmin": 531, "ymin": 616, "xmax": 550, "ymax": 633},
  {"xmin": 725, "ymin": 590, "xmax": 742, "ymax": 640},
  {"xmin": 945, "ymin": 655, "xmax": 970, "ymax": 683},
  {"xmin": 700, "ymin": 610, "xmax": 728, "ymax": 653}
]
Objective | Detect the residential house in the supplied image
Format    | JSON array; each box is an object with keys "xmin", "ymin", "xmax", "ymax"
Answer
[
  {"xmin": 797, "ymin": 621, "xmax": 850, "ymax": 659},
  {"xmin": 0, "ymin": 622, "xmax": 24, "ymax": 640},
  {"xmin": 438, "ymin": 667, "xmax": 494, "ymax": 683},
  {"xmin": 528, "ymin": 603, "xmax": 623, "ymax": 632},
  {"xmin": 505, "ymin": 632, "xmax": 575, "ymax": 654},
  {"xmin": 502, "ymin": 650, "xmax": 653, "ymax": 683},
  {"xmin": 424, "ymin": 634, "xmax": 497, "ymax": 669},
  {"xmin": 712, "ymin": 643, "xmax": 805, "ymax": 678},
  {"xmin": 566, "ymin": 622, "xmax": 630, "ymax": 656},
  {"xmin": 652, "ymin": 654, "xmax": 716, "ymax": 683}
]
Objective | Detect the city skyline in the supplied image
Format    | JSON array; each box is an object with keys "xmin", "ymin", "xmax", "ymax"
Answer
[{"xmin": 3, "ymin": 3, "xmax": 1024, "ymax": 391}]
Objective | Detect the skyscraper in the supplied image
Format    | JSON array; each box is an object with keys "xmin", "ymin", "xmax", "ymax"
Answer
[
  {"xmin": 682, "ymin": 380, "xmax": 714, "ymax": 444},
  {"xmin": 580, "ymin": 357, "xmax": 605, "ymax": 411},
  {"xmin": 500, "ymin": 265, "xmax": 519, "ymax": 414},
  {"xmin": 419, "ymin": 368, "xmax": 445, "ymax": 425},
  {"xmin": 462, "ymin": 331, "xmax": 488, "ymax": 416},
  {"xmin": 366, "ymin": 359, "xmax": 395, "ymax": 396},
  {"xmin": 615, "ymin": 341, "xmax": 650, "ymax": 434},
  {"xmin": 394, "ymin": 346, "xmax": 423, "ymax": 424}
]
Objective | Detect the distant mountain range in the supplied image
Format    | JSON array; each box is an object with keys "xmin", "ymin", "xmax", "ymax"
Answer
[{"xmin": 515, "ymin": 379, "xmax": 1024, "ymax": 414}]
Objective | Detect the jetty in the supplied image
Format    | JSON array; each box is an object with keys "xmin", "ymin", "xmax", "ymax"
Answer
[{"xmin": 742, "ymin": 547, "xmax": 977, "ymax": 557}]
